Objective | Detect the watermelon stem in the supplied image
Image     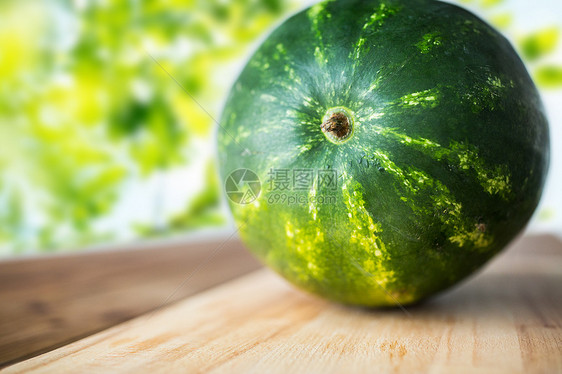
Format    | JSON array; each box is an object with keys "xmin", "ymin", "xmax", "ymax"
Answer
[{"xmin": 321, "ymin": 106, "xmax": 355, "ymax": 144}]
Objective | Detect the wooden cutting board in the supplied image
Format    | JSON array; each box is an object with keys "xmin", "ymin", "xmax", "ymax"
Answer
[{"xmin": 2, "ymin": 235, "xmax": 562, "ymax": 373}]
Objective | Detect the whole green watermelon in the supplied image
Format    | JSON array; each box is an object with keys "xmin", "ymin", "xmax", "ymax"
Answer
[{"xmin": 217, "ymin": 0, "xmax": 550, "ymax": 307}]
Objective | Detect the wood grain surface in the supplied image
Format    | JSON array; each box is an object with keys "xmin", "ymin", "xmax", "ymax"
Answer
[
  {"xmin": 0, "ymin": 236, "xmax": 261, "ymax": 367},
  {"xmin": 3, "ymin": 235, "xmax": 561, "ymax": 373}
]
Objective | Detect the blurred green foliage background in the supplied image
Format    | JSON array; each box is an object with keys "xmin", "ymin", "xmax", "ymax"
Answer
[
  {"xmin": 0, "ymin": 0, "xmax": 301, "ymax": 255},
  {"xmin": 0, "ymin": 0, "xmax": 560, "ymax": 256}
]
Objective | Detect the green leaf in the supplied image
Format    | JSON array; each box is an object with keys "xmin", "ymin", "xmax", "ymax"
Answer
[
  {"xmin": 520, "ymin": 28, "xmax": 560, "ymax": 61},
  {"xmin": 489, "ymin": 13, "xmax": 513, "ymax": 30},
  {"xmin": 534, "ymin": 65, "xmax": 562, "ymax": 88},
  {"xmin": 480, "ymin": 0, "xmax": 504, "ymax": 9}
]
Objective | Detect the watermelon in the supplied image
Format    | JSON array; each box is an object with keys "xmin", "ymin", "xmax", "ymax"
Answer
[{"xmin": 217, "ymin": 0, "xmax": 550, "ymax": 307}]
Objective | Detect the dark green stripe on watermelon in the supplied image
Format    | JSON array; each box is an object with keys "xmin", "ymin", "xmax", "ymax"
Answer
[{"xmin": 218, "ymin": 0, "xmax": 549, "ymax": 306}]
